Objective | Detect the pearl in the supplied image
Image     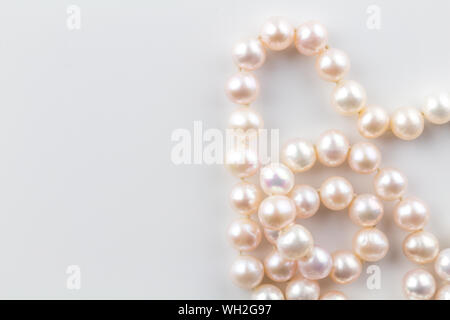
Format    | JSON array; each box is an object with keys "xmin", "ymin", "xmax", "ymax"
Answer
[
  {"xmin": 435, "ymin": 248, "xmax": 450, "ymax": 281},
  {"xmin": 435, "ymin": 284, "xmax": 450, "ymax": 300},
  {"xmin": 264, "ymin": 228, "xmax": 280, "ymax": 245},
  {"xmin": 252, "ymin": 284, "xmax": 285, "ymax": 300},
  {"xmin": 225, "ymin": 72, "xmax": 259, "ymax": 105},
  {"xmin": 316, "ymin": 130, "xmax": 350, "ymax": 167},
  {"xmin": 391, "ymin": 107, "xmax": 424, "ymax": 140},
  {"xmin": 230, "ymin": 182, "xmax": 262, "ymax": 215},
  {"xmin": 393, "ymin": 197, "xmax": 429, "ymax": 232},
  {"xmin": 230, "ymin": 256, "xmax": 264, "ymax": 289},
  {"xmin": 229, "ymin": 106, "xmax": 263, "ymax": 132},
  {"xmin": 232, "ymin": 38, "xmax": 266, "ymax": 71},
  {"xmin": 264, "ymin": 250, "xmax": 297, "ymax": 282},
  {"xmin": 353, "ymin": 228, "xmax": 389, "ymax": 262},
  {"xmin": 320, "ymin": 291, "xmax": 348, "ymax": 300},
  {"xmin": 258, "ymin": 195, "xmax": 296, "ymax": 230},
  {"xmin": 403, "ymin": 269, "xmax": 436, "ymax": 300},
  {"xmin": 330, "ymin": 251, "xmax": 362, "ymax": 284},
  {"xmin": 260, "ymin": 17, "xmax": 294, "ymax": 51},
  {"xmin": 298, "ymin": 246, "xmax": 332, "ymax": 280},
  {"xmin": 277, "ymin": 224, "xmax": 314, "ymax": 260},
  {"xmin": 320, "ymin": 176, "xmax": 354, "ymax": 211},
  {"xmin": 260, "ymin": 163, "xmax": 295, "ymax": 195},
  {"xmin": 403, "ymin": 231, "xmax": 439, "ymax": 264},
  {"xmin": 290, "ymin": 185, "xmax": 320, "ymax": 219},
  {"xmin": 316, "ymin": 48, "xmax": 350, "ymax": 82},
  {"xmin": 348, "ymin": 142, "xmax": 381, "ymax": 174},
  {"xmin": 331, "ymin": 80, "xmax": 367, "ymax": 115},
  {"xmin": 373, "ymin": 168, "xmax": 407, "ymax": 201},
  {"xmin": 281, "ymin": 139, "xmax": 316, "ymax": 173},
  {"xmin": 358, "ymin": 106, "xmax": 390, "ymax": 139},
  {"xmin": 285, "ymin": 276, "xmax": 320, "ymax": 300},
  {"xmin": 225, "ymin": 147, "xmax": 259, "ymax": 178},
  {"xmin": 349, "ymin": 194, "xmax": 384, "ymax": 227},
  {"xmin": 295, "ymin": 21, "xmax": 328, "ymax": 56},
  {"xmin": 227, "ymin": 218, "xmax": 262, "ymax": 251},
  {"xmin": 423, "ymin": 93, "xmax": 450, "ymax": 125}
]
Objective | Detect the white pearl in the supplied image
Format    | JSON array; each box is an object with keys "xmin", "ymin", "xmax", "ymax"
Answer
[
  {"xmin": 358, "ymin": 106, "xmax": 390, "ymax": 139},
  {"xmin": 286, "ymin": 276, "xmax": 320, "ymax": 300},
  {"xmin": 225, "ymin": 147, "xmax": 259, "ymax": 178},
  {"xmin": 260, "ymin": 17, "xmax": 294, "ymax": 51},
  {"xmin": 230, "ymin": 256, "xmax": 264, "ymax": 289},
  {"xmin": 252, "ymin": 284, "xmax": 284, "ymax": 300},
  {"xmin": 403, "ymin": 269, "xmax": 436, "ymax": 300},
  {"xmin": 403, "ymin": 231, "xmax": 439, "ymax": 264},
  {"xmin": 316, "ymin": 130, "xmax": 349, "ymax": 167},
  {"xmin": 295, "ymin": 21, "xmax": 328, "ymax": 56},
  {"xmin": 225, "ymin": 72, "xmax": 259, "ymax": 105},
  {"xmin": 232, "ymin": 38, "xmax": 266, "ymax": 71},
  {"xmin": 229, "ymin": 106, "xmax": 263, "ymax": 132},
  {"xmin": 290, "ymin": 185, "xmax": 320, "ymax": 219},
  {"xmin": 348, "ymin": 142, "xmax": 381, "ymax": 174},
  {"xmin": 353, "ymin": 228, "xmax": 389, "ymax": 262},
  {"xmin": 435, "ymin": 248, "xmax": 450, "ymax": 281},
  {"xmin": 277, "ymin": 224, "xmax": 314, "ymax": 260},
  {"xmin": 281, "ymin": 139, "xmax": 316, "ymax": 173},
  {"xmin": 264, "ymin": 250, "xmax": 297, "ymax": 282},
  {"xmin": 227, "ymin": 218, "xmax": 262, "ymax": 252},
  {"xmin": 264, "ymin": 228, "xmax": 280, "ymax": 245},
  {"xmin": 260, "ymin": 163, "xmax": 295, "ymax": 195},
  {"xmin": 258, "ymin": 195, "xmax": 296, "ymax": 230},
  {"xmin": 330, "ymin": 251, "xmax": 362, "ymax": 284},
  {"xmin": 373, "ymin": 168, "xmax": 407, "ymax": 201},
  {"xmin": 331, "ymin": 80, "xmax": 367, "ymax": 115},
  {"xmin": 316, "ymin": 48, "xmax": 350, "ymax": 82},
  {"xmin": 320, "ymin": 176, "xmax": 354, "ymax": 211},
  {"xmin": 391, "ymin": 107, "xmax": 424, "ymax": 140},
  {"xmin": 320, "ymin": 291, "xmax": 348, "ymax": 300},
  {"xmin": 435, "ymin": 284, "xmax": 450, "ymax": 300},
  {"xmin": 349, "ymin": 194, "xmax": 384, "ymax": 227},
  {"xmin": 230, "ymin": 182, "xmax": 262, "ymax": 215},
  {"xmin": 393, "ymin": 197, "xmax": 429, "ymax": 231},
  {"xmin": 423, "ymin": 93, "xmax": 450, "ymax": 125},
  {"xmin": 298, "ymin": 246, "xmax": 332, "ymax": 280}
]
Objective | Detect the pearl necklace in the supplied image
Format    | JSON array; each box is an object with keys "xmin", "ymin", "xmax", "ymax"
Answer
[{"xmin": 224, "ymin": 17, "xmax": 450, "ymax": 300}]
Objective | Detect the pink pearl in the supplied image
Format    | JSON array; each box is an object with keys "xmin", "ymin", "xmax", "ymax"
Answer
[
  {"xmin": 260, "ymin": 17, "xmax": 294, "ymax": 51},
  {"xmin": 225, "ymin": 147, "xmax": 259, "ymax": 178},
  {"xmin": 403, "ymin": 231, "xmax": 439, "ymax": 264},
  {"xmin": 349, "ymin": 194, "xmax": 384, "ymax": 227},
  {"xmin": 320, "ymin": 176, "xmax": 354, "ymax": 211},
  {"xmin": 258, "ymin": 195, "xmax": 296, "ymax": 230},
  {"xmin": 316, "ymin": 48, "xmax": 350, "ymax": 82},
  {"xmin": 348, "ymin": 142, "xmax": 381, "ymax": 174},
  {"xmin": 316, "ymin": 130, "xmax": 350, "ymax": 167},
  {"xmin": 264, "ymin": 250, "xmax": 297, "ymax": 282},
  {"xmin": 403, "ymin": 269, "xmax": 436, "ymax": 300},
  {"xmin": 227, "ymin": 218, "xmax": 262, "ymax": 251},
  {"xmin": 298, "ymin": 246, "xmax": 332, "ymax": 280},
  {"xmin": 295, "ymin": 21, "xmax": 328, "ymax": 56},
  {"xmin": 225, "ymin": 72, "xmax": 259, "ymax": 105},
  {"xmin": 353, "ymin": 228, "xmax": 389, "ymax": 262},
  {"xmin": 285, "ymin": 276, "xmax": 320, "ymax": 300},
  {"xmin": 290, "ymin": 185, "xmax": 320, "ymax": 219},
  {"xmin": 230, "ymin": 256, "xmax": 264, "ymax": 289},
  {"xmin": 393, "ymin": 197, "xmax": 429, "ymax": 231},
  {"xmin": 330, "ymin": 251, "xmax": 362, "ymax": 284},
  {"xmin": 374, "ymin": 168, "xmax": 407, "ymax": 201},
  {"xmin": 232, "ymin": 38, "xmax": 266, "ymax": 71},
  {"xmin": 260, "ymin": 163, "xmax": 295, "ymax": 196},
  {"xmin": 229, "ymin": 181, "xmax": 262, "ymax": 215}
]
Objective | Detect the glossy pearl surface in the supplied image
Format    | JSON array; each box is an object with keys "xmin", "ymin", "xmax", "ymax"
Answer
[
  {"xmin": 285, "ymin": 276, "xmax": 320, "ymax": 300},
  {"xmin": 260, "ymin": 17, "xmax": 294, "ymax": 51},
  {"xmin": 331, "ymin": 80, "xmax": 367, "ymax": 115},
  {"xmin": 225, "ymin": 147, "xmax": 259, "ymax": 178},
  {"xmin": 229, "ymin": 106, "xmax": 263, "ymax": 132},
  {"xmin": 295, "ymin": 21, "xmax": 328, "ymax": 56},
  {"xmin": 264, "ymin": 228, "xmax": 280, "ymax": 245},
  {"xmin": 290, "ymin": 185, "xmax": 320, "ymax": 219},
  {"xmin": 320, "ymin": 176, "xmax": 354, "ymax": 211},
  {"xmin": 435, "ymin": 284, "xmax": 450, "ymax": 300},
  {"xmin": 320, "ymin": 291, "xmax": 348, "ymax": 300},
  {"xmin": 403, "ymin": 269, "xmax": 436, "ymax": 300},
  {"xmin": 423, "ymin": 93, "xmax": 450, "ymax": 125},
  {"xmin": 316, "ymin": 130, "xmax": 349, "ymax": 167},
  {"xmin": 232, "ymin": 38, "xmax": 266, "ymax": 71},
  {"xmin": 260, "ymin": 163, "xmax": 295, "ymax": 195},
  {"xmin": 357, "ymin": 106, "xmax": 390, "ymax": 139},
  {"xmin": 435, "ymin": 248, "xmax": 450, "ymax": 281},
  {"xmin": 348, "ymin": 142, "xmax": 381, "ymax": 174},
  {"xmin": 258, "ymin": 195, "xmax": 296, "ymax": 230},
  {"xmin": 316, "ymin": 48, "xmax": 350, "ymax": 82},
  {"xmin": 230, "ymin": 256, "xmax": 264, "ymax": 289},
  {"xmin": 228, "ymin": 218, "xmax": 262, "ymax": 251},
  {"xmin": 349, "ymin": 194, "xmax": 384, "ymax": 227},
  {"xmin": 264, "ymin": 250, "xmax": 297, "ymax": 282},
  {"xmin": 298, "ymin": 246, "xmax": 332, "ymax": 280},
  {"xmin": 277, "ymin": 224, "xmax": 314, "ymax": 260},
  {"xmin": 403, "ymin": 231, "xmax": 439, "ymax": 264},
  {"xmin": 225, "ymin": 72, "xmax": 259, "ymax": 105},
  {"xmin": 230, "ymin": 182, "xmax": 262, "ymax": 215},
  {"xmin": 281, "ymin": 139, "xmax": 316, "ymax": 173},
  {"xmin": 393, "ymin": 198, "xmax": 429, "ymax": 231},
  {"xmin": 330, "ymin": 251, "xmax": 362, "ymax": 284},
  {"xmin": 252, "ymin": 284, "xmax": 284, "ymax": 300},
  {"xmin": 374, "ymin": 168, "xmax": 407, "ymax": 201},
  {"xmin": 391, "ymin": 107, "xmax": 424, "ymax": 140},
  {"xmin": 353, "ymin": 228, "xmax": 389, "ymax": 262}
]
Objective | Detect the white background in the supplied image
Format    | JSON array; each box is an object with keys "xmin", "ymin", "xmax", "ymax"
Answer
[{"xmin": 0, "ymin": 0, "xmax": 449, "ymax": 299}]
